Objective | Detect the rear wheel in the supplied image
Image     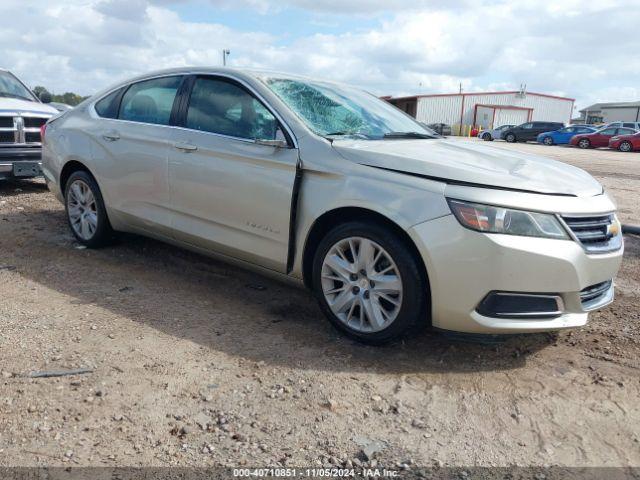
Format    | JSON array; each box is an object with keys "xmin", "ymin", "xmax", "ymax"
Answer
[
  {"xmin": 619, "ymin": 141, "xmax": 633, "ymax": 152},
  {"xmin": 64, "ymin": 170, "xmax": 113, "ymax": 248},
  {"xmin": 312, "ymin": 222, "xmax": 427, "ymax": 344},
  {"xmin": 505, "ymin": 133, "xmax": 516, "ymax": 143},
  {"xmin": 543, "ymin": 136, "xmax": 554, "ymax": 146},
  {"xmin": 578, "ymin": 138, "xmax": 591, "ymax": 149}
]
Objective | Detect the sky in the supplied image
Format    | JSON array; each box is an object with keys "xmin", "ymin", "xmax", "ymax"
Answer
[{"xmin": 1, "ymin": 0, "xmax": 639, "ymax": 112}]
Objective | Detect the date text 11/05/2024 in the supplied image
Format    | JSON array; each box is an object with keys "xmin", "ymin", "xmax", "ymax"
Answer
[{"xmin": 232, "ymin": 468, "xmax": 401, "ymax": 477}]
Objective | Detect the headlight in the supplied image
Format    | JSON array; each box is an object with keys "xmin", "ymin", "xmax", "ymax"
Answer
[{"xmin": 447, "ymin": 199, "xmax": 569, "ymax": 239}]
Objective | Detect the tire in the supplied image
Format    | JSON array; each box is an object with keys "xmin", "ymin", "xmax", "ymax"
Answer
[
  {"xmin": 505, "ymin": 133, "xmax": 516, "ymax": 143},
  {"xmin": 64, "ymin": 170, "xmax": 113, "ymax": 248},
  {"xmin": 543, "ymin": 136, "xmax": 554, "ymax": 146},
  {"xmin": 312, "ymin": 221, "xmax": 427, "ymax": 345},
  {"xmin": 578, "ymin": 138, "xmax": 591, "ymax": 149},
  {"xmin": 482, "ymin": 133, "xmax": 492, "ymax": 141},
  {"xmin": 619, "ymin": 141, "xmax": 633, "ymax": 152}
]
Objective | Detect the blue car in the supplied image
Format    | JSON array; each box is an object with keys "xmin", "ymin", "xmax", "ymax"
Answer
[{"xmin": 537, "ymin": 125, "xmax": 597, "ymax": 145}]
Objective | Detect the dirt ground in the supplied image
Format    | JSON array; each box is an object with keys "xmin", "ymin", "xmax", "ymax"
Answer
[{"xmin": 0, "ymin": 141, "xmax": 639, "ymax": 474}]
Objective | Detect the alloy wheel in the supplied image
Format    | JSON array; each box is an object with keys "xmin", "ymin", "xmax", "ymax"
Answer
[
  {"xmin": 578, "ymin": 139, "xmax": 590, "ymax": 149},
  {"xmin": 544, "ymin": 137, "xmax": 553, "ymax": 145},
  {"xmin": 67, "ymin": 179, "xmax": 98, "ymax": 241},
  {"xmin": 320, "ymin": 237, "xmax": 403, "ymax": 333},
  {"xmin": 620, "ymin": 141, "xmax": 632, "ymax": 152}
]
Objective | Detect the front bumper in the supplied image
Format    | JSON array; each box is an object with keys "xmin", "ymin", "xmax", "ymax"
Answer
[
  {"xmin": 0, "ymin": 147, "xmax": 43, "ymax": 179},
  {"xmin": 408, "ymin": 214, "xmax": 624, "ymax": 334}
]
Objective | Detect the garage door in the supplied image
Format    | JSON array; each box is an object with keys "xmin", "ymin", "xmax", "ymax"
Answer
[{"xmin": 495, "ymin": 108, "xmax": 529, "ymax": 127}]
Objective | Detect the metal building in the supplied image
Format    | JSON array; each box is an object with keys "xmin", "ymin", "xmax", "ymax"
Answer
[
  {"xmin": 389, "ymin": 91, "xmax": 575, "ymax": 134},
  {"xmin": 578, "ymin": 101, "xmax": 640, "ymax": 124}
]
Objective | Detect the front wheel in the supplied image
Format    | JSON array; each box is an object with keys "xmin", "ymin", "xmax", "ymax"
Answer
[
  {"xmin": 482, "ymin": 133, "xmax": 492, "ymax": 141},
  {"xmin": 505, "ymin": 133, "xmax": 516, "ymax": 143},
  {"xmin": 64, "ymin": 170, "xmax": 113, "ymax": 248},
  {"xmin": 578, "ymin": 138, "xmax": 591, "ymax": 149},
  {"xmin": 619, "ymin": 141, "xmax": 633, "ymax": 152},
  {"xmin": 543, "ymin": 137, "xmax": 554, "ymax": 145},
  {"xmin": 312, "ymin": 222, "xmax": 428, "ymax": 344}
]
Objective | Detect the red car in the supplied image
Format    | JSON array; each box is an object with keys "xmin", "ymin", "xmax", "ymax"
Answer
[
  {"xmin": 609, "ymin": 131, "xmax": 640, "ymax": 152},
  {"xmin": 570, "ymin": 126, "xmax": 637, "ymax": 149}
]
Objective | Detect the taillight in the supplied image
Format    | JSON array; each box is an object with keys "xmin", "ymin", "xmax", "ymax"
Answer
[{"xmin": 40, "ymin": 123, "xmax": 47, "ymax": 142}]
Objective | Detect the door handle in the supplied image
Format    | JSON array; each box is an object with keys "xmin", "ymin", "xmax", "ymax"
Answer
[
  {"xmin": 102, "ymin": 131, "xmax": 120, "ymax": 141},
  {"xmin": 173, "ymin": 142, "xmax": 198, "ymax": 152}
]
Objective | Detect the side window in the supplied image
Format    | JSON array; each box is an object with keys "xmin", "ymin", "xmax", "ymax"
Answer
[
  {"xmin": 600, "ymin": 128, "xmax": 617, "ymax": 135},
  {"xmin": 623, "ymin": 123, "xmax": 634, "ymax": 128},
  {"xmin": 95, "ymin": 88, "xmax": 123, "ymax": 119},
  {"xmin": 522, "ymin": 123, "xmax": 533, "ymax": 129},
  {"xmin": 119, "ymin": 76, "xmax": 182, "ymax": 126},
  {"xmin": 618, "ymin": 128, "xmax": 636, "ymax": 135},
  {"xmin": 186, "ymin": 77, "xmax": 279, "ymax": 140}
]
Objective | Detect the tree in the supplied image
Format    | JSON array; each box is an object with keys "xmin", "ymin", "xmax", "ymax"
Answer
[{"xmin": 31, "ymin": 86, "xmax": 88, "ymax": 106}]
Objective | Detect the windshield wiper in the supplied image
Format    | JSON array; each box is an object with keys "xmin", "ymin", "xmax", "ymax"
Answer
[
  {"xmin": 383, "ymin": 131, "xmax": 437, "ymax": 139},
  {"xmin": 323, "ymin": 131, "xmax": 371, "ymax": 142}
]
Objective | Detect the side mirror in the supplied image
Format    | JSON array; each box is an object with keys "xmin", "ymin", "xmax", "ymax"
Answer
[{"xmin": 38, "ymin": 91, "xmax": 52, "ymax": 104}]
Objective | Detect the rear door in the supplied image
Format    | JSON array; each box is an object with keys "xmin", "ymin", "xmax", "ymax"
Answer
[
  {"xmin": 168, "ymin": 75, "xmax": 299, "ymax": 272},
  {"xmin": 90, "ymin": 75, "xmax": 184, "ymax": 234}
]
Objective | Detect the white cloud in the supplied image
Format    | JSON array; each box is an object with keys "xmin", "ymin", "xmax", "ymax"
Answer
[{"xmin": 0, "ymin": 0, "xmax": 638, "ymax": 109}]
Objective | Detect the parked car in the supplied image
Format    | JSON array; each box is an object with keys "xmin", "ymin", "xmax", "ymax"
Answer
[
  {"xmin": 42, "ymin": 67, "xmax": 623, "ymax": 343},
  {"xmin": 537, "ymin": 126, "xmax": 597, "ymax": 145},
  {"xmin": 603, "ymin": 121, "xmax": 640, "ymax": 131},
  {"xmin": 0, "ymin": 68, "xmax": 58, "ymax": 179},
  {"xmin": 569, "ymin": 126, "xmax": 637, "ymax": 149},
  {"xmin": 502, "ymin": 121, "xmax": 565, "ymax": 143},
  {"xmin": 479, "ymin": 124, "xmax": 515, "ymax": 141},
  {"xmin": 608, "ymin": 131, "xmax": 640, "ymax": 152},
  {"xmin": 427, "ymin": 123, "xmax": 451, "ymax": 136}
]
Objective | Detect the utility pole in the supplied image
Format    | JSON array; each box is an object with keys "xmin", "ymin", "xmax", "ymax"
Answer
[{"xmin": 222, "ymin": 49, "xmax": 230, "ymax": 66}]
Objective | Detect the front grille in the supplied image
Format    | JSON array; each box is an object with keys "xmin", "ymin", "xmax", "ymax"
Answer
[
  {"xmin": 25, "ymin": 132, "xmax": 41, "ymax": 143},
  {"xmin": 24, "ymin": 117, "xmax": 47, "ymax": 128},
  {"xmin": 562, "ymin": 214, "xmax": 621, "ymax": 253},
  {"xmin": 0, "ymin": 115, "xmax": 49, "ymax": 145},
  {"xmin": 580, "ymin": 280, "xmax": 612, "ymax": 308}
]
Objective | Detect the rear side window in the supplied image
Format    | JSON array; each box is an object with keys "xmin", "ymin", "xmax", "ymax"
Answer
[
  {"xmin": 119, "ymin": 76, "xmax": 182, "ymax": 126},
  {"xmin": 185, "ymin": 77, "xmax": 279, "ymax": 140},
  {"xmin": 618, "ymin": 128, "xmax": 636, "ymax": 135},
  {"xmin": 95, "ymin": 88, "xmax": 123, "ymax": 119},
  {"xmin": 600, "ymin": 128, "xmax": 617, "ymax": 135}
]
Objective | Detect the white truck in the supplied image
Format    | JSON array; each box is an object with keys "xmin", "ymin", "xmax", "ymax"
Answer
[{"xmin": 0, "ymin": 68, "xmax": 58, "ymax": 179}]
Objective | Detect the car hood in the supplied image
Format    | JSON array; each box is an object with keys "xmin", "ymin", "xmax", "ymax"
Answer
[
  {"xmin": 0, "ymin": 97, "xmax": 58, "ymax": 116},
  {"xmin": 333, "ymin": 138, "xmax": 603, "ymax": 197}
]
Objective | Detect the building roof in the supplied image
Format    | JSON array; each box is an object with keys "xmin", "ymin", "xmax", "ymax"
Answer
[
  {"xmin": 389, "ymin": 90, "xmax": 575, "ymax": 102},
  {"xmin": 580, "ymin": 101, "xmax": 640, "ymax": 112}
]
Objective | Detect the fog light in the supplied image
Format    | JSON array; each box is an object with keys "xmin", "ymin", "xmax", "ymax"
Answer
[{"xmin": 477, "ymin": 292, "xmax": 563, "ymax": 319}]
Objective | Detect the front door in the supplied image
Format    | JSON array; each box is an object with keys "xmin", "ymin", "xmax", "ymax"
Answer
[
  {"xmin": 592, "ymin": 127, "xmax": 617, "ymax": 147},
  {"xmin": 168, "ymin": 75, "xmax": 299, "ymax": 272}
]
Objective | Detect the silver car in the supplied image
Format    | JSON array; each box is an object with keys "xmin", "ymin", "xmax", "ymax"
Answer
[
  {"xmin": 479, "ymin": 124, "xmax": 515, "ymax": 141},
  {"xmin": 42, "ymin": 67, "xmax": 624, "ymax": 343}
]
